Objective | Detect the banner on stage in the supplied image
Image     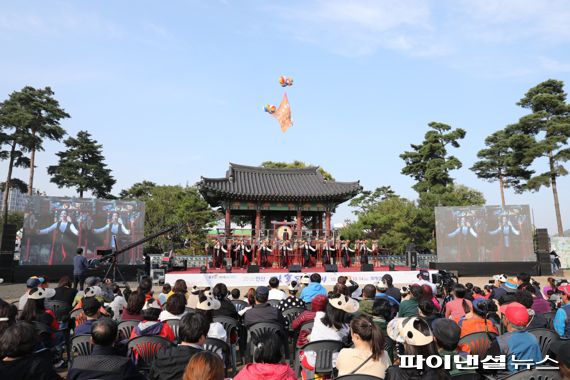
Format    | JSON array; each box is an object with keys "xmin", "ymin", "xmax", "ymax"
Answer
[{"xmin": 20, "ymin": 196, "xmax": 145, "ymax": 266}]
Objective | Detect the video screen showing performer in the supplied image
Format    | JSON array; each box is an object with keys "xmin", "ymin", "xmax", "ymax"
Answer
[
  {"xmin": 20, "ymin": 196, "xmax": 145, "ymax": 266},
  {"xmin": 435, "ymin": 205, "xmax": 534, "ymax": 263}
]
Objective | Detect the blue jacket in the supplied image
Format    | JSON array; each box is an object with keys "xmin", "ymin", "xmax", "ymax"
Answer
[
  {"xmin": 300, "ymin": 282, "xmax": 327, "ymax": 303},
  {"xmin": 553, "ymin": 304, "xmax": 570, "ymax": 338},
  {"xmin": 74, "ymin": 255, "xmax": 88, "ymax": 275},
  {"xmin": 496, "ymin": 331, "xmax": 542, "ymax": 373}
]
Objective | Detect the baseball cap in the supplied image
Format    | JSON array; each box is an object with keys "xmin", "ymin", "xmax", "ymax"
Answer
[
  {"xmin": 418, "ymin": 270, "xmax": 430, "ymax": 280},
  {"xmin": 28, "ymin": 287, "xmax": 56, "ymax": 300},
  {"xmin": 256, "ymin": 286, "xmax": 269, "ymax": 298},
  {"xmin": 559, "ymin": 285, "xmax": 570, "ymax": 296},
  {"xmin": 550, "ymin": 340, "xmax": 570, "ymax": 367},
  {"xmin": 432, "ymin": 318, "xmax": 461, "ymax": 349},
  {"xmin": 493, "ymin": 274, "xmax": 508, "ymax": 283},
  {"xmin": 26, "ymin": 277, "xmax": 41, "ymax": 288},
  {"xmin": 500, "ymin": 302, "xmax": 529, "ymax": 326}
]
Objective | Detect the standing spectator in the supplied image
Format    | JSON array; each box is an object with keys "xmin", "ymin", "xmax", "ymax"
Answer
[
  {"xmin": 459, "ymin": 298, "xmax": 499, "ymax": 337},
  {"xmin": 74, "ymin": 297, "xmax": 102, "ymax": 335},
  {"xmin": 244, "ymin": 286, "xmax": 286, "ymax": 328},
  {"xmin": 67, "ymin": 318, "xmax": 143, "ymax": 380},
  {"xmin": 108, "ymin": 284, "xmax": 127, "ymax": 321},
  {"xmin": 444, "ymin": 284, "xmax": 472, "ymax": 321},
  {"xmin": 336, "ymin": 315, "xmax": 391, "ymax": 378},
  {"xmin": 234, "ymin": 332, "xmax": 296, "ymax": 380},
  {"xmin": 359, "ymin": 284, "xmax": 377, "ymax": 316},
  {"xmin": 0, "ymin": 322, "xmax": 62, "ymax": 380},
  {"xmin": 195, "ymin": 294, "xmax": 227, "ymax": 341},
  {"xmin": 212, "ymin": 283, "xmax": 238, "ymax": 319},
  {"xmin": 158, "ymin": 284, "xmax": 171, "ymax": 306},
  {"xmin": 398, "ymin": 284, "xmax": 422, "ymax": 317},
  {"xmin": 554, "ymin": 284, "xmax": 570, "ymax": 338},
  {"xmin": 18, "ymin": 277, "xmax": 41, "ymax": 311},
  {"xmin": 159, "ymin": 293, "xmax": 187, "ymax": 321},
  {"xmin": 299, "ymin": 273, "xmax": 327, "ymax": 303},
  {"xmin": 183, "ymin": 351, "xmax": 225, "ymax": 380},
  {"xmin": 416, "ymin": 270, "xmax": 437, "ymax": 294},
  {"xmin": 488, "ymin": 302, "xmax": 542, "ymax": 375},
  {"xmin": 381, "ymin": 274, "xmax": 401, "ymax": 302},
  {"xmin": 121, "ymin": 291, "xmax": 145, "ymax": 321},
  {"xmin": 130, "ymin": 299, "xmax": 175, "ymax": 342},
  {"xmin": 149, "ymin": 313, "xmax": 209, "ymax": 380},
  {"xmin": 278, "ymin": 280, "xmax": 306, "ymax": 312},
  {"xmin": 268, "ymin": 277, "xmax": 286, "ymax": 301},
  {"xmin": 291, "ymin": 294, "xmax": 327, "ymax": 347},
  {"xmin": 73, "ymin": 248, "xmax": 88, "ymax": 290},
  {"xmin": 52, "ymin": 276, "xmax": 78, "ymax": 308}
]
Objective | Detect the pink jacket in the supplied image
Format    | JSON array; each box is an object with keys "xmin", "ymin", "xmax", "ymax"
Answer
[{"xmin": 234, "ymin": 363, "xmax": 297, "ymax": 380}]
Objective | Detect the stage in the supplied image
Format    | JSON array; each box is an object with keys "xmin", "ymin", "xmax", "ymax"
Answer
[{"xmin": 165, "ymin": 266, "xmax": 436, "ymax": 287}]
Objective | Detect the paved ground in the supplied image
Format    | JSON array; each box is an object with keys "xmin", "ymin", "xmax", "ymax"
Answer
[{"xmin": 2, "ymin": 270, "xmax": 567, "ymax": 303}]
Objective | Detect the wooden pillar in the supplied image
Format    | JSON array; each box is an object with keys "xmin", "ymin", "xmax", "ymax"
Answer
[
  {"xmin": 317, "ymin": 213, "xmax": 323, "ymax": 236},
  {"xmin": 296, "ymin": 209, "xmax": 302, "ymax": 239},
  {"xmin": 225, "ymin": 207, "xmax": 231, "ymax": 238},
  {"xmin": 311, "ymin": 214, "xmax": 318, "ymax": 236},
  {"xmin": 255, "ymin": 210, "xmax": 261, "ymax": 240},
  {"xmin": 325, "ymin": 210, "xmax": 331, "ymax": 238}
]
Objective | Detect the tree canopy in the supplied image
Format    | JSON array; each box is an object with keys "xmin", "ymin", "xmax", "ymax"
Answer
[{"xmin": 261, "ymin": 160, "xmax": 334, "ymax": 180}]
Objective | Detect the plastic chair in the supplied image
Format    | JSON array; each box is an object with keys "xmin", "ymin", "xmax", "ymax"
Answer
[
  {"xmin": 268, "ymin": 299, "xmax": 281, "ymax": 308},
  {"xmin": 69, "ymin": 334, "xmax": 93, "ymax": 366},
  {"xmin": 335, "ymin": 376, "xmax": 383, "ymax": 380},
  {"xmin": 283, "ymin": 307, "xmax": 305, "ymax": 331},
  {"xmin": 458, "ymin": 332, "xmax": 497, "ymax": 357},
  {"xmin": 541, "ymin": 311, "xmax": 556, "ymax": 329},
  {"xmin": 527, "ymin": 328, "xmax": 560, "ymax": 357},
  {"xmin": 127, "ymin": 335, "xmax": 174, "ymax": 372},
  {"xmin": 117, "ymin": 320, "xmax": 139, "ymax": 340},
  {"xmin": 213, "ymin": 316, "xmax": 239, "ymax": 373},
  {"xmin": 501, "ymin": 368, "xmax": 560, "ymax": 380},
  {"xmin": 45, "ymin": 300, "xmax": 71, "ymax": 322},
  {"xmin": 204, "ymin": 337, "xmax": 231, "ymax": 375},
  {"xmin": 294, "ymin": 340, "xmax": 345, "ymax": 377},
  {"xmin": 231, "ymin": 299, "xmax": 248, "ymax": 313},
  {"xmin": 164, "ymin": 319, "xmax": 181, "ymax": 343},
  {"xmin": 248, "ymin": 322, "xmax": 289, "ymax": 360}
]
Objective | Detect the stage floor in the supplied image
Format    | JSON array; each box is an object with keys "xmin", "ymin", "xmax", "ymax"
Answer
[{"xmin": 165, "ymin": 266, "xmax": 433, "ymax": 287}]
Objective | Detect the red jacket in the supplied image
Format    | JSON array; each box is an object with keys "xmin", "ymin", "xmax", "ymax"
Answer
[{"xmin": 234, "ymin": 363, "xmax": 297, "ymax": 380}]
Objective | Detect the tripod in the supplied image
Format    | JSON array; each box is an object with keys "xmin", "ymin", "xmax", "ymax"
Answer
[{"xmin": 103, "ymin": 254, "xmax": 128, "ymax": 287}]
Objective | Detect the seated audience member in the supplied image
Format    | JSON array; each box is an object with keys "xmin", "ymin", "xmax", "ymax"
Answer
[
  {"xmin": 418, "ymin": 299, "xmax": 439, "ymax": 327},
  {"xmin": 398, "ymin": 284, "xmax": 422, "ymax": 317},
  {"xmin": 278, "ymin": 280, "xmax": 306, "ymax": 312},
  {"xmin": 138, "ymin": 277, "xmax": 157, "ymax": 304},
  {"xmin": 550, "ymin": 340, "xmax": 570, "ymax": 380},
  {"xmin": 385, "ymin": 317, "xmax": 451, "ymax": 380},
  {"xmin": 0, "ymin": 321, "xmax": 62, "ymax": 380},
  {"xmin": 336, "ymin": 315, "xmax": 391, "ymax": 378},
  {"xmin": 416, "ymin": 269, "xmax": 437, "ymax": 294},
  {"xmin": 292, "ymin": 294, "xmax": 327, "ymax": 347},
  {"xmin": 300, "ymin": 273, "xmax": 327, "ymax": 303},
  {"xmin": 487, "ymin": 302, "xmax": 542, "ymax": 376},
  {"xmin": 268, "ymin": 277, "xmax": 286, "ymax": 301},
  {"xmin": 121, "ymin": 291, "xmax": 146, "ymax": 321},
  {"xmin": 459, "ymin": 298, "xmax": 499, "ymax": 337},
  {"xmin": 195, "ymin": 294, "xmax": 227, "ymax": 341},
  {"xmin": 19, "ymin": 287, "xmax": 59, "ymax": 345},
  {"xmin": 521, "ymin": 283, "xmax": 551, "ymax": 314},
  {"xmin": 183, "ymin": 351, "xmax": 225, "ymax": 380},
  {"xmin": 543, "ymin": 277, "xmax": 558, "ymax": 298},
  {"xmin": 230, "ymin": 288, "xmax": 240, "ymax": 300},
  {"xmin": 130, "ymin": 298, "xmax": 175, "ymax": 341},
  {"xmin": 337, "ymin": 276, "xmax": 359, "ymax": 296},
  {"xmin": 74, "ymin": 296, "xmax": 102, "ymax": 335},
  {"xmin": 159, "ymin": 293, "xmax": 187, "ymax": 321},
  {"xmin": 330, "ymin": 283, "xmax": 348, "ymax": 297},
  {"xmin": 0, "ymin": 299, "xmax": 17, "ymax": 336},
  {"xmin": 515, "ymin": 289, "xmax": 548, "ymax": 329},
  {"xmin": 490, "ymin": 274, "xmax": 508, "ymax": 300},
  {"xmin": 149, "ymin": 313, "xmax": 210, "ymax": 380},
  {"xmin": 158, "ymin": 283, "xmax": 171, "ymax": 306},
  {"xmin": 18, "ymin": 277, "xmax": 42, "ymax": 311},
  {"xmin": 234, "ymin": 332, "xmax": 296, "ymax": 380},
  {"xmin": 432, "ymin": 318, "xmax": 473, "ymax": 377},
  {"xmin": 52, "ymin": 276, "xmax": 78, "ymax": 308},
  {"xmin": 371, "ymin": 298, "xmax": 393, "ymax": 333},
  {"xmin": 444, "ymin": 284, "xmax": 472, "ymax": 321},
  {"xmin": 239, "ymin": 288, "xmax": 256, "ymax": 317},
  {"xmin": 381, "ymin": 274, "xmax": 401, "ymax": 302},
  {"xmin": 108, "ymin": 284, "xmax": 127, "ymax": 321},
  {"xmin": 168, "ymin": 279, "xmax": 190, "ymax": 301},
  {"xmin": 186, "ymin": 284, "xmax": 201, "ymax": 309},
  {"xmin": 212, "ymin": 283, "xmax": 239, "ymax": 319},
  {"xmin": 554, "ymin": 284, "xmax": 570, "ymax": 338},
  {"xmin": 421, "ymin": 284, "xmax": 441, "ymax": 311},
  {"xmin": 359, "ymin": 284, "xmax": 377, "ymax": 316},
  {"xmin": 375, "ymin": 282, "xmax": 400, "ymax": 306},
  {"xmin": 300, "ymin": 294, "xmax": 360, "ymax": 379},
  {"xmin": 68, "ymin": 318, "xmax": 143, "ymax": 380},
  {"xmin": 472, "ymin": 286, "xmax": 485, "ymax": 300},
  {"xmin": 244, "ymin": 286, "xmax": 286, "ymax": 328}
]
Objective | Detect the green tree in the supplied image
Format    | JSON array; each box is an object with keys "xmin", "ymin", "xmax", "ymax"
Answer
[
  {"xmin": 512, "ymin": 79, "xmax": 570, "ymax": 236},
  {"xmin": 349, "ymin": 186, "xmax": 396, "ymax": 214},
  {"xmin": 261, "ymin": 160, "xmax": 334, "ymax": 180},
  {"xmin": 0, "ymin": 178, "xmax": 28, "ymax": 194},
  {"xmin": 400, "ymin": 122, "xmax": 466, "ymax": 194},
  {"xmin": 47, "ymin": 130, "xmax": 115, "ymax": 198},
  {"xmin": 471, "ymin": 128, "xmax": 535, "ymax": 206},
  {"xmin": 119, "ymin": 181, "xmax": 157, "ymax": 199}
]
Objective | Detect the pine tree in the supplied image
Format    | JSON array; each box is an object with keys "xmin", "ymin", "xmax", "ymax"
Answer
[
  {"xmin": 47, "ymin": 131, "xmax": 116, "ymax": 198},
  {"xmin": 471, "ymin": 128, "xmax": 535, "ymax": 206},
  {"xmin": 512, "ymin": 79, "xmax": 570, "ymax": 236}
]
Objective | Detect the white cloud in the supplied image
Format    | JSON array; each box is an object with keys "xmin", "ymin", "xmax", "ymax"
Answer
[{"xmin": 539, "ymin": 57, "xmax": 570, "ymax": 73}]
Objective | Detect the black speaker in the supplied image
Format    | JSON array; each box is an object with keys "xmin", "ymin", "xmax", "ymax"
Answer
[
  {"xmin": 388, "ymin": 263, "xmax": 395, "ymax": 271},
  {"xmin": 200, "ymin": 265, "xmax": 207, "ymax": 273},
  {"xmin": 537, "ymin": 252, "xmax": 551, "ymax": 263},
  {"xmin": 0, "ymin": 252, "xmax": 14, "ymax": 266},
  {"xmin": 0, "ymin": 224, "xmax": 17, "ymax": 252},
  {"xmin": 288, "ymin": 265, "xmax": 302, "ymax": 273},
  {"xmin": 325, "ymin": 264, "xmax": 338, "ymax": 272},
  {"xmin": 540, "ymin": 262, "xmax": 552, "ymax": 276},
  {"xmin": 409, "ymin": 251, "xmax": 418, "ymax": 270},
  {"xmin": 361, "ymin": 263, "xmax": 374, "ymax": 272},
  {"xmin": 247, "ymin": 265, "xmax": 259, "ymax": 273}
]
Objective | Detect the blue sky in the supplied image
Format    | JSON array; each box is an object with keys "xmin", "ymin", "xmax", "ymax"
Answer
[{"xmin": 1, "ymin": 0, "xmax": 570, "ymax": 232}]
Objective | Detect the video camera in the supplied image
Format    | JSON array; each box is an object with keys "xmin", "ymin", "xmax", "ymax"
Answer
[{"xmin": 432, "ymin": 270, "xmax": 457, "ymax": 292}]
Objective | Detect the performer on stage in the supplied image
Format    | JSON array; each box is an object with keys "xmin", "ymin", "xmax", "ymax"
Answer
[
  {"xmin": 300, "ymin": 240, "xmax": 316, "ymax": 267},
  {"xmin": 359, "ymin": 240, "xmax": 371, "ymax": 265},
  {"xmin": 321, "ymin": 239, "xmax": 336, "ymax": 266},
  {"xmin": 212, "ymin": 239, "xmax": 226, "ymax": 268},
  {"xmin": 244, "ymin": 240, "xmax": 252, "ymax": 266},
  {"xmin": 280, "ymin": 240, "xmax": 293, "ymax": 268},
  {"xmin": 341, "ymin": 240, "xmax": 354, "ymax": 268},
  {"xmin": 488, "ymin": 215, "xmax": 519, "ymax": 248},
  {"xmin": 448, "ymin": 215, "xmax": 479, "ymax": 260},
  {"xmin": 37, "ymin": 210, "xmax": 79, "ymax": 265},
  {"xmin": 232, "ymin": 239, "xmax": 247, "ymax": 267},
  {"xmin": 258, "ymin": 239, "xmax": 272, "ymax": 267},
  {"xmin": 93, "ymin": 212, "xmax": 132, "ymax": 263}
]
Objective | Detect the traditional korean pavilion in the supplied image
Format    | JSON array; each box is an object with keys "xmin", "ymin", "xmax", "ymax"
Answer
[{"xmin": 198, "ymin": 163, "xmax": 362, "ymax": 240}]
